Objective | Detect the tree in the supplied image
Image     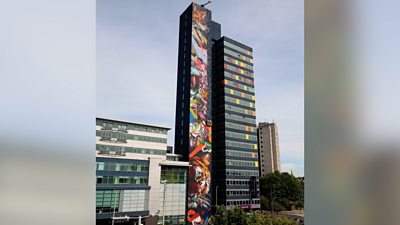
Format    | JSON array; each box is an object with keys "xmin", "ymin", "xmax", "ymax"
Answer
[
  {"xmin": 209, "ymin": 206, "xmax": 298, "ymax": 225},
  {"xmin": 209, "ymin": 206, "xmax": 228, "ymax": 225},
  {"xmin": 260, "ymin": 172, "xmax": 304, "ymax": 211},
  {"xmin": 209, "ymin": 206, "xmax": 248, "ymax": 225}
]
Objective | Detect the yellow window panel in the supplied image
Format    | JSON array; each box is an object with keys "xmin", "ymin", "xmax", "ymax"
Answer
[
  {"xmin": 240, "ymin": 69, "xmax": 244, "ymax": 74},
  {"xmin": 236, "ymin": 75, "xmax": 239, "ymax": 80},
  {"xmin": 250, "ymin": 59, "xmax": 253, "ymax": 63},
  {"xmin": 246, "ymin": 134, "xmax": 249, "ymax": 140},
  {"xmin": 254, "ymin": 144, "xmax": 258, "ymax": 149},
  {"xmin": 230, "ymin": 89, "xmax": 234, "ymax": 94},
  {"xmin": 236, "ymin": 99, "xmax": 240, "ymax": 104},
  {"xmin": 255, "ymin": 161, "xmax": 259, "ymax": 167},
  {"xmin": 251, "ymin": 95, "xmax": 255, "ymax": 100},
  {"xmin": 244, "ymin": 85, "xmax": 247, "ymax": 90},
  {"xmin": 250, "ymin": 103, "xmax": 253, "ymax": 107},
  {"xmin": 235, "ymin": 60, "xmax": 238, "ymax": 65}
]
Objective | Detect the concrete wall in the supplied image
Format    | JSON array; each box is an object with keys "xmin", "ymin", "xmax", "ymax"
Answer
[{"xmin": 147, "ymin": 157, "xmax": 163, "ymax": 214}]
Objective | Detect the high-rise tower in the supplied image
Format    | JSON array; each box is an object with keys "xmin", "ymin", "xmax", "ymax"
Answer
[
  {"xmin": 258, "ymin": 122, "xmax": 281, "ymax": 176},
  {"xmin": 212, "ymin": 37, "xmax": 260, "ymax": 210},
  {"xmin": 174, "ymin": 3, "xmax": 260, "ymax": 224},
  {"xmin": 174, "ymin": 3, "xmax": 220, "ymax": 225}
]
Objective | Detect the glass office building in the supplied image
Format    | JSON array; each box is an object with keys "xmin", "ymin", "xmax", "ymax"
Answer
[{"xmin": 96, "ymin": 117, "xmax": 189, "ymax": 225}]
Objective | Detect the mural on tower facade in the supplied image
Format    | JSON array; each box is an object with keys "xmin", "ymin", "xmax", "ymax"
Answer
[{"xmin": 186, "ymin": 3, "xmax": 212, "ymax": 225}]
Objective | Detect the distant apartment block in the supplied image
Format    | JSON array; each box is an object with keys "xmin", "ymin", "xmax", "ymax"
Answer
[{"xmin": 257, "ymin": 122, "xmax": 281, "ymax": 176}]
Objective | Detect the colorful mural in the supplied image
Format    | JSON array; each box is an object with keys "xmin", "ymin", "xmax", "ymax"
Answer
[{"xmin": 187, "ymin": 3, "xmax": 212, "ymax": 225}]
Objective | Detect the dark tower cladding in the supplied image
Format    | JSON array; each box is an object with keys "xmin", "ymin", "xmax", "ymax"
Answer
[
  {"xmin": 212, "ymin": 37, "xmax": 260, "ymax": 210},
  {"xmin": 174, "ymin": 3, "xmax": 221, "ymax": 225},
  {"xmin": 174, "ymin": 2, "xmax": 259, "ymax": 225}
]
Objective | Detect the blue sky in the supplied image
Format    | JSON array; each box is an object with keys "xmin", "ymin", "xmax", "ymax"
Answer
[{"xmin": 97, "ymin": 0, "xmax": 304, "ymax": 176}]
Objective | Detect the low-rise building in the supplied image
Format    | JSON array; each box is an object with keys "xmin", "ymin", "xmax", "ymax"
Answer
[{"xmin": 96, "ymin": 117, "xmax": 188, "ymax": 225}]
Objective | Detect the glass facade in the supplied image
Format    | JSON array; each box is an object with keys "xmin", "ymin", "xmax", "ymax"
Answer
[
  {"xmin": 96, "ymin": 176, "xmax": 148, "ymax": 185},
  {"xmin": 96, "ymin": 118, "xmax": 169, "ymax": 163},
  {"xmin": 96, "ymin": 116, "xmax": 170, "ymax": 223},
  {"xmin": 120, "ymin": 190, "xmax": 149, "ymax": 212},
  {"xmin": 159, "ymin": 166, "xmax": 187, "ymax": 225},
  {"xmin": 226, "ymin": 150, "xmax": 258, "ymax": 158},
  {"xmin": 96, "ymin": 158, "xmax": 149, "ymax": 185},
  {"xmin": 96, "ymin": 189, "xmax": 150, "ymax": 214},
  {"xmin": 97, "ymin": 118, "xmax": 169, "ymax": 134},
  {"xmin": 96, "ymin": 190, "xmax": 120, "ymax": 213},
  {"xmin": 96, "ymin": 155, "xmax": 151, "ymax": 223},
  {"xmin": 97, "ymin": 130, "xmax": 167, "ymax": 144},
  {"xmin": 96, "ymin": 161, "xmax": 149, "ymax": 172},
  {"xmin": 96, "ymin": 144, "xmax": 166, "ymax": 156},
  {"xmin": 161, "ymin": 166, "xmax": 187, "ymax": 184}
]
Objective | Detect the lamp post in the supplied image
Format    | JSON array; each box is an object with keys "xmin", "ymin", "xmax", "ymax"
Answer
[
  {"xmin": 215, "ymin": 185, "xmax": 218, "ymax": 207},
  {"xmin": 161, "ymin": 180, "xmax": 167, "ymax": 225},
  {"xmin": 111, "ymin": 190, "xmax": 118, "ymax": 225}
]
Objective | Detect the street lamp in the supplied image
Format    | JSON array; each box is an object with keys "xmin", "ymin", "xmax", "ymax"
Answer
[
  {"xmin": 111, "ymin": 190, "xmax": 119, "ymax": 225},
  {"xmin": 161, "ymin": 180, "xmax": 167, "ymax": 225},
  {"xmin": 215, "ymin": 185, "xmax": 218, "ymax": 207}
]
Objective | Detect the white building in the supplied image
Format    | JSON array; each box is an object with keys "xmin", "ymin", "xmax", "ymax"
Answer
[{"xmin": 96, "ymin": 117, "xmax": 188, "ymax": 225}]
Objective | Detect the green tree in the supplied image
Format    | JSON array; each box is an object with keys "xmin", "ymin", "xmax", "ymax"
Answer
[
  {"xmin": 209, "ymin": 206, "xmax": 229, "ymax": 225},
  {"xmin": 260, "ymin": 172, "xmax": 304, "ymax": 211},
  {"xmin": 209, "ymin": 207, "xmax": 298, "ymax": 225}
]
